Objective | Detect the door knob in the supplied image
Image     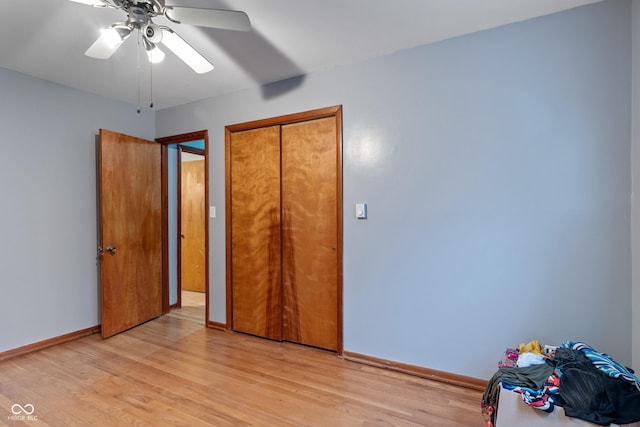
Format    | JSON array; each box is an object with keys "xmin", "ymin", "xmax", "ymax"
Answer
[{"xmin": 105, "ymin": 245, "xmax": 117, "ymax": 255}]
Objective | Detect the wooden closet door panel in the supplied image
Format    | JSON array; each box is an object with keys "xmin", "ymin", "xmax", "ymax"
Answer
[
  {"xmin": 230, "ymin": 126, "xmax": 282, "ymax": 340},
  {"xmin": 281, "ymin": 117, "xmax": 338, "ymax": 350}
]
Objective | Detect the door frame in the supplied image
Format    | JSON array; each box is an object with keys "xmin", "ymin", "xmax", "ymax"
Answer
[
  {"xmin": 157, "ymin": 130, "xmax": 210, "ymax": 325},
  {"xmin": 225, "ymin": 105, "xmax": 343, "ymax": 353},
  {"xmin": 177, "ymin": 145, "xmax": 205, "ymax": 298}
]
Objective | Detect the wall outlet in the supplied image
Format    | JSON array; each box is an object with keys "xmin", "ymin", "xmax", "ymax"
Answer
[{"xmin": 544, "ymin": 345, "xmax": 558, "ymax": 355}]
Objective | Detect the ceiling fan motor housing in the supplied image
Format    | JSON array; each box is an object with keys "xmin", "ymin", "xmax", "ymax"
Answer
[
  {"xmin": 121, "ymin": 0, "xmax": 164, "ymax": 43},
  {"xmin": 128, "ymin": 7, "xmax": 151, "ymax": 28},
  {"xmin": 112, "ymin": 0, "xmax": 165, "ymax": 15},
  {"xmin": 116, "ymin": 0, "xmax": 166, "ymax": 28}
]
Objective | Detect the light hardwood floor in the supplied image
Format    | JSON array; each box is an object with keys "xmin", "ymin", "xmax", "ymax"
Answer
[
  {"xmin": 0, "ymin": 311, "xmax": 485, "ymax": 426},
  {"xmin": 166, "ymin": 291, "xmax": 206, "ymax": 325}
]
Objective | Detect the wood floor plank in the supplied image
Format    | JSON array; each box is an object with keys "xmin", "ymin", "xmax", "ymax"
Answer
[{"xmin": 0, "ymin": 315, "xmax": 484, "ymax": 426}]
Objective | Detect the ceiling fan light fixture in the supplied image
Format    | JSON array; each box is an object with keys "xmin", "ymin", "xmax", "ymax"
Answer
[
  {"xmin": 85, "ymin": 24, "xmax": 131, "ymax": 59},
  {"xmin": 143, "ymin": 38, "xmax": 165, "ymax": 64},
  {"xmin": 74, "ymin": 0, "xmax": 243, "ymax": 75},
  {"xmin": 160, "ymin": 28, "xmax": 214, "ymax": 74},
  {"xmin": 147, "ymin": 47, "xmax": 165, "ymax": 63},
  {"xmin": 101, "ymin": 27, "xmax": 124, "ymax": 49}
]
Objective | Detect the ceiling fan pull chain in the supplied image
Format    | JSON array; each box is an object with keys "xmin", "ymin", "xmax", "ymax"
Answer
[
  {"xmin": 136, "ymin": 29, "xmax": 141, "ymax": 114},
  {"xmin": 149, "ymin": 54, "xmax": 154, "ymax": 109}
]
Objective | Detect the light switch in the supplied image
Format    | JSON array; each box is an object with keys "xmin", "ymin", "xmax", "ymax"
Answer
[
  {"xmin": 210, "ymin": 206, "xmax": 216, "ymax": 218},
  {"xmin": 355, "ymin": 203, "xmax": 367, "ymax": 220}
]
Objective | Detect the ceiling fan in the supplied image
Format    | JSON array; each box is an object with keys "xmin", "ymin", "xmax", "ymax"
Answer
[{"xmin": 69, "ymin": 0, "xmax": 250, "ymax": 74}]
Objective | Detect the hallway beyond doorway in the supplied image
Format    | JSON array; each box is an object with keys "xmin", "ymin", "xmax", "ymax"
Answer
[{"xmin": 168, "ymin": 291, "xmax": 205, "ymax": 325}]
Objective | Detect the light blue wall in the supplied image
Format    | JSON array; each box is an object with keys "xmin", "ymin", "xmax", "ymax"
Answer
[
  {"xmin": 0, "ymin": 68, "xmax": 155, "ymax": 352},
  {"xmin": 631, "ymin": 0, "xmax": 640, "ymax": 372},
  {"xmin": 181, "ymin": 140, "xmax": 205, "ymax": 150},
  {"xmin": 157, "ymin": 0, "xmax": 632, "ymax": 379}
]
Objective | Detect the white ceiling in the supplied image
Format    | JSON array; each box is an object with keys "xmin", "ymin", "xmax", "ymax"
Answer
[{"xmin": 0, "ymin": 0, "xmax": 602, "ymax": 110}]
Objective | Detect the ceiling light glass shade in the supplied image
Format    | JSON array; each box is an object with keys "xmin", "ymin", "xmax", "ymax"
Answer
[
  {"xmin": 160, "ymin": 28, "xmax": 214, "ymax": 74},
  {"xmin": 85, "ymin": 24, "xmax": 131, "ymax": 59},
  {"xmin": 68, "ymin": 0, "xmax": 107, "ymax": 6},
  {"xmin": 144, "ymin": 41, "xmax": 165, "ymax": 64},
  {"xmin": 101, "ymin": 28, "xmax": 123, "ymax": 49}
]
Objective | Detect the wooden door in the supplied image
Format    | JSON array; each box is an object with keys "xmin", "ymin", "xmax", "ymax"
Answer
[
  {"xmin": 99, "ymin": 129, "xmax": 163, "ymax": 339},
  {"xmin": 180, "ymin": 158, "xmax": 206, "ymax": 292},
  {"xmin": 281, "ymin": 117, "xmax": 339, "ymax": 350},
  {"xmin": 229, "ymin": 126, "xmax": 282, "ymax": 340}
]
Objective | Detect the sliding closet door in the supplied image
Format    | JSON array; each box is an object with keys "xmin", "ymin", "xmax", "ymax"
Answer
[
  {"xmin": 226, "ymin": 106, "xmax": 343, "ymax": 352},
  {"xmin": 230, "ymin": 126, "xmax": 282, "ymax": 340},
  {"xmin": 281, "ymin": 117, "xmax": 339, "ymax": 351}
]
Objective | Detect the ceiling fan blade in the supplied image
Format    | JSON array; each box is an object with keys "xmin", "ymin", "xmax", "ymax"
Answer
[
  {"xmin": 166, "ymin": 7, "xmax": 250, "ymax": 32},
  {"xmin": 68, "ymin": 0, "xmax": 109, "ymax": 6},
  {"xmin": 85, "ymin": 27, "xmax": 131, "ymax": 59},
  {"xmin": 161, "ymin": 28, "xmax": 214, "ymax": 74}
]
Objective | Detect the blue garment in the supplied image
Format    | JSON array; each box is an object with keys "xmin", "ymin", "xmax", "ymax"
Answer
[{"xmin": 562, "ymin": 341, "xmax": 640, "ymax": 391}]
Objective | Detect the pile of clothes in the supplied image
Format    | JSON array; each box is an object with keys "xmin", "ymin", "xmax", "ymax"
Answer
[{"xmin": 481, "ymin": 340, "xmax": 640, "ymax": 427}]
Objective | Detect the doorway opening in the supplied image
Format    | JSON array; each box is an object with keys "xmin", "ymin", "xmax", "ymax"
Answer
[{"xmin": 157, "ymin": 131, "xmax": 209, "ymax": 326}]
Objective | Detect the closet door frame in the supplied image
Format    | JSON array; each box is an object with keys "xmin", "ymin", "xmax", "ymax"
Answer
[{"xmin": 224, "ymin": 105, "xmax": 343, "ymax": 354}]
